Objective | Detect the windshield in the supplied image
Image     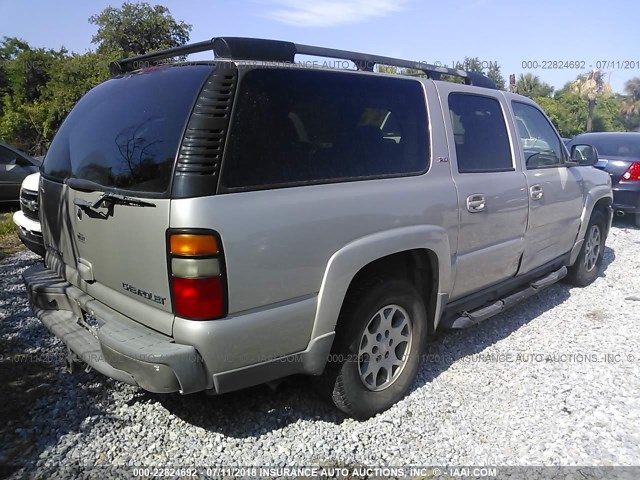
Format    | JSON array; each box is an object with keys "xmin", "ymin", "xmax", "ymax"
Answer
[{"xmin": 42, "ymin": 65, "xmax": 213, "ymax": 195}]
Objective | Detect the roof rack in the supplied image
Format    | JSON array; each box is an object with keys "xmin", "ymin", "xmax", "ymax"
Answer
[{"xmin": 109, "ymin": 37, "xmax": 497, "ymax": 89}]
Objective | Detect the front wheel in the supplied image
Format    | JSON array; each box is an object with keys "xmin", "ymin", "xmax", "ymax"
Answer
[
  {"xmin": 321, "ymin": 278, "xmax": 427, "ymax": 419},
  {"xmin": 566, "ymin": 211, "xmax": 606, "ymax": 286}
]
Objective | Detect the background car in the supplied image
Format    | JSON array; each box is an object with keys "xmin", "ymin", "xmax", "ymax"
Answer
[
  {"xmin": 567, "ymin": 132, "xmax": 640, "ymax": 227},
  {"xmin": 0, "ymin": 143, "xmax": 40, "ymax": 203},
  {"xmin": 12, "ymin": 172, "xmax": 44, "ymax": 256}
]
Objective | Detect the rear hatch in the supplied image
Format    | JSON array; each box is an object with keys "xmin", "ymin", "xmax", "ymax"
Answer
[{"xmin": 40, "ymin": 64, "xmax": 214, "ymax": 335}]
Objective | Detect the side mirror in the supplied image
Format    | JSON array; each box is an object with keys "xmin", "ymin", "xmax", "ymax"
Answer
[{"xmin": 570, "ymin": 144, "xmax": 599, "ymax": 166}]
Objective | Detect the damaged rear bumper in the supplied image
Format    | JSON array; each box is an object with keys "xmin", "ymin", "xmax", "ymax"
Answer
[{"xmin": 22, "ymin": 264, "xmax": 209, "ymax": 394}]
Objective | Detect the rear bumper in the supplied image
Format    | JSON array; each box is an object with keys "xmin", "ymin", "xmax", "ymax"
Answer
[
  {"xmin": 22, "ymin": 264, "xmax": 334, "ymax": 395},
  {"xmin": 23, "ymin": 264, "xmax": 208, "ymax": 394},
  {"xmin": 612, "ymin": 182, "xmax": 640, "ymax": 214}
]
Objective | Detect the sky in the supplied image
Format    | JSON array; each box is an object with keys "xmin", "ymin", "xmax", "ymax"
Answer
[{"xmin": 0, "ymin": 0, "xmax": 639, "ymax": 93}]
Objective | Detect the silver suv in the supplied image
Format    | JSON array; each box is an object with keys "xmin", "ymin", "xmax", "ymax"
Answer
[{"xmin": 23, "ymin": 38, "xmax": 612, "ymax": 419}]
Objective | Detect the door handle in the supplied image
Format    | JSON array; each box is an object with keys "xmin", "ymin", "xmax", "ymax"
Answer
[
  {"xmin": 530, "ymin": 184, "xmax": 544, "ymax": 200},
  {"xmin": 466, "ymin": 194, "xmax": 486, "ymax": 212}
]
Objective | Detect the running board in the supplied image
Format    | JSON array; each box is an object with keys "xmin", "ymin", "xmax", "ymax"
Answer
[{"xmin": 442, "ymin": 266, "xmax": 567, "ymax": 329}]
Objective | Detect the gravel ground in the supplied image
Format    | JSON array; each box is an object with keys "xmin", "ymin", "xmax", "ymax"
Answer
[{"xmin": 1, "ymin": 220, "xmax": 640, "ymax": 478}]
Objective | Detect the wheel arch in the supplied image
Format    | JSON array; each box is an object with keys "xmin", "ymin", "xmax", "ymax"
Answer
[
  {"xmin": 310, "ymin": 226, "xmax": 452, "ymax": 344},
  {"xmin": 570, "ymin": 188, "xmax": 613, "ymax": 265}
]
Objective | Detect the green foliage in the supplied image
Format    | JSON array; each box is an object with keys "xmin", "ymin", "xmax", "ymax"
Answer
[
  {"xmin": 43, "ymin": 51, "xmax": 115, "ymax": 127},
  {"xmin": 486, "ymin": 63, "xmax": 505, "ymax": 90},
  {"xmin": 535, "ymin": 90, "xmax": 631, "ymax": 138},
  {"xmin": 376, "ymin": 65, "xmax": 398, "ymax": 75},
  {"xmin": 620, "ymin": 77, "xmax": 640, "ymax": 130},
  {"xmin": 0, "ymin": 3, "xmax": 190, "ymax": 154},
  {"xmin": 0, "ymin": 213, "xmax": 16, "ymax": 236},
  {"xmin": 453, "ymin": 57, "xmax": 506, "ymax": 90},
  {"xmin": 403, "ymin": 67, "xmax": 426, "ymax": 77},
  {"xmin": 89, "ymin": 2, "xmax": 191, "ymax": 57},
  {"xmin": 516, "ymin": 73, "xmax": 554, "ymax": 98},
  {"xmin": 377, "ymin": 57, "xmax": 504, "ymax": 88},
  {"xmin": 591, "ymin": 95, "xmax": 626, "ymax": 132}
]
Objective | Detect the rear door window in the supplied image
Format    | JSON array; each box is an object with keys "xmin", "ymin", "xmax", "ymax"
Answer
[
  {"xmin": 42, "ymin": 65, "xmax": 213, "ymax": 195},
  {"xmin": 220, "ymin": 69, "xmax": 429, "ymax": 190},
  {"xmin": 448, "ymin": 93, "xmax": 513, "ymax": 173}
]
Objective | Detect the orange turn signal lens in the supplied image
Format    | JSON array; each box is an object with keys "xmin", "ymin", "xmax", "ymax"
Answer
[{"xmin": 170, "ymin": 234, "xmax": 218, "ymax": 256}]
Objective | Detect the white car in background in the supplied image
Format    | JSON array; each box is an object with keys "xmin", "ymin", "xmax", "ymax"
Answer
[{"xmin": 13, "ymin": 171, "xmax": 45, "ymax": 257}]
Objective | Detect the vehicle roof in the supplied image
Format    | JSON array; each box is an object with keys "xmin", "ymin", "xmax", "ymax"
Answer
[{"xmin": 572, "ymin": 132, "xmax": 640, "ymax": 140}]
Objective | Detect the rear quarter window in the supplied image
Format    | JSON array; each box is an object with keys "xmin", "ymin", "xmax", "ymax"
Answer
[{"xmin": 220, "ymin": 69, "xmax": 429, "ymax": 190}]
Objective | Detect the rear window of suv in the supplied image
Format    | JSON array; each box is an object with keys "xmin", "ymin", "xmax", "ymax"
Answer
[
  {"xmin": 42, "ymin": 65, "xmax": 213, "ymax": 195},
  {"xmin": 220, "ymin": 69, "xmax": 429, "ymax": 190}
]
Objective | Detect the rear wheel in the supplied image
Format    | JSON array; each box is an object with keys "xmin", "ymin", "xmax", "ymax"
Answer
[
  {"xmin": 566, "ymin": 210, "xmax": 606, "ymax": 286},
  {"xmin": 321, "ymin": 278, "xmax": 427, "ymax": 419}
]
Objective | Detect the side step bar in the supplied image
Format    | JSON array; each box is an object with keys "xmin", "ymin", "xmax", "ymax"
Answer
[{"xmin": 442, "ymin": 266, "xmax": 567, "ymax": 329}]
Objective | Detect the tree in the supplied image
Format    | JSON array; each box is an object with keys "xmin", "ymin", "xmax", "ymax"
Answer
[
  {"xmin": 0, "ymin": 4, "xmax": 191, "ymax": 154},
  {"xmin": 620, "ymin": 77, "xmax": 640, "ymax": 130},
  {"xmin": 515, "ymin": 73, "xmax": 554, "ymax": 98},
  {"xmin": 571, "ymin": 70, "xmax": 611, "ymax": 132},
  {"xmin": 42, "ymin": 51, "xmax": 115, "ymax": 130},
  {"xmin": 89, "ymin": 2, "xmax": 191, "ymax": 57},
  {"xmin": 0, "ymin": 37, "xmax": 68, "ymax": 153},
  {"xmin": 486, "ymin": 63, "xmax": 506, "ymax": 90},
  {"xmin": 376, "ymin": 65, "xmax": 398, "ymax": 75},
  {"xmin": 376, "ymin": 57, "xmax": 506, "ymax": 89},
  {"xmin": 535, "ymin": 93, "xmax": 586, "ymax": 138},
  {"xmin": 623, "ymin": 77, "xmax": 640, "ymax": 100},
  {"xmin": 591, "ymin": 94, "xmax": 625, "ymax": 132},
  {"xmin": 454, "ymin": 57, "xmax": 506, "ymax": 89}
]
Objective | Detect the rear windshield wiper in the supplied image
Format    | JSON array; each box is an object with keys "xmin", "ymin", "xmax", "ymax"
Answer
[
  {"xmin": 67, "ymin": 178, "xmax": 156, "ymax": 210},
  {"xmin": 73, "ymin": 191, "xmax": 155, "ymax": 219},
  {"xmin": 74, "ymin": 193, "xmax": 156, "ymax": 210}
]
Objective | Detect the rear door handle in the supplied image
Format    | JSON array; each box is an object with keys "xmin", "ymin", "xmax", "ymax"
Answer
[
  {"xmin": 466, "ymin": 194, "xmax": 486, "ymax": 212},
  {"xmin": 530, "ymin": 184, "xmax": 544, "ymax": 200}
]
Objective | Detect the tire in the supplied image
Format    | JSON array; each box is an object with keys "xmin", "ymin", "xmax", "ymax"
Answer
[
  {"xmin": 320, "ymin": 278, "xmax": 427, "ymax": 419},
  {"xmin": 566, "ymin": 210, "xmax": 607, "ymax": 286},
  {"xmin": 635, "ymin": 213, "xmax": 640, "ymax": 228}
]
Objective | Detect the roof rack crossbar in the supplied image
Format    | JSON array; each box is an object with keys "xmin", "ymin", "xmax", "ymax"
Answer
[
  {"xmin": 109, "ymin": 39, "xmax": 214, "ymax": 76},
  {"xmin": 109, "ymin": 37, "xmax": 497, "ymax": 89},
  {"xmin": 295, "ymin": 43, "xmax": 464, "ymax": 78}
]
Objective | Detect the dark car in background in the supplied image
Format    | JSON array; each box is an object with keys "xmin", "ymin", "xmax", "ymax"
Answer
[
  {"xmin": 567, "ymin": 132, "xmax": 640, "ymax": 227},
  {"xmin": 0, "ymin": 143, "xmax": 41, "ymax": 203}
]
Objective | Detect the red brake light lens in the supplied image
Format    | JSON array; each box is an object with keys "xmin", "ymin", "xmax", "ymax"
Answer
[
  {"xmin": 168, "ymin": 230, "xmax": 226, "ymax": 320},
  {"xmin": 172, "ymin": 277, "xmax": 223, "ymax": 320},
  {"xmin": 622, "ymin": 162, "xmax": 640, "ymax": 181}
]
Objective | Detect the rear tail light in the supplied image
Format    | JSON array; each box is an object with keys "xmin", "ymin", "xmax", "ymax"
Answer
[
  {"xmin": 168, "ymin": 231, "xmax": 226, "ymax": 320},
  {"xmin": 622, "ymin": 162, "xmax": 640, "ymax": 181}
]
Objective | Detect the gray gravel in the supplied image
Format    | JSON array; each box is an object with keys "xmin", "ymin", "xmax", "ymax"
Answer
[{"xmin": 1, "ymin": 220, "xmax": 640, "ymax": 477}]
